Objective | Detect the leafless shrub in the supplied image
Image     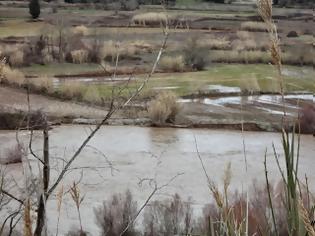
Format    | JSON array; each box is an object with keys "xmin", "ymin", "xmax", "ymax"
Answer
[
  {"xmin": 1, "ymin": 144, "xmax": 24, "ymax": 165},
  {"xmin": 148, "ymin": 91, "xmax": 180, "ymax": 125},
  {"xmin": 29, "ymin": 76, "xmax": 54, "ymax": 93},
  {"xmin": 71, "ymin": 50, "xmax": 89, "ymax": 64},
  {"xmin": 286, "ymin": 31, "xmax": 298, "ymax": 38},
  {"xmin": 131, "ymin": 13, "xmax": 170, "ymax": 27},
  {"xmin": 1, "ymin": 65, "xmax": 25, "ymax": 86},
  {"xmin": 184, "ymin": 37, "xmax": 207, "ymax": 71},
  {"xmin": 159, "ymin": 55, "xmax": 185, "ymax": 72},
  {"xmin": 95, "ymin": 190, "xmax": 138, "ymax": 236},
  {"xmin": 100, "ymin": 41, "xmax": 141, "ymax": 62},
  {"xmin": 299, "ymin": 104, "xmax": 315, "ymax": 134},
  {"xmin": 9, "ymin": 50, "xmax": 24, "ymax": 67},
  {"xmin": 72, "ymin": 25, "xmax": 89, "ymax": 36},
  {"xmin": 143, "ymin": 194, "xmax": 194, "ymax": 236}
]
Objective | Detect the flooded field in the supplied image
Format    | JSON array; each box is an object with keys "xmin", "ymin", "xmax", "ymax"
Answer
[{"xmin": 1, "ymin": 125, "xmax": 314, "ymax": 234}]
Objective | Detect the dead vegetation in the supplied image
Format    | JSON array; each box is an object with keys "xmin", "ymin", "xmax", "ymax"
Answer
[{"xmin": 148, "ymin": 91, "xmax": 180, "ymax": 125}]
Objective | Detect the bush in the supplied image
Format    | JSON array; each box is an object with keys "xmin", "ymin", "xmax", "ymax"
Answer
[
  {"xmin": 287, "ymin": 31, "xmax": 299, "ymax": 38},
  {"xmin": 159, "ymin": 55, "xmax": 185, "ymax": 72},
  {"xmin": 1, "ymin": 65, "xmax": 25, "ymax": 86},
  {"xmin": 72, "ymin": 25, "xmax": 89, "ymax": 36},
  {"xmin": 9, "ymin": 50, "xmax": 24, "ymax": 67},
  {"xmin": 131, "ymin": 12, "xmax": 169, "ymax": 26},
  {"xmin": 184, "ymin": 37, "xmax": 207, "ymax": 71},
  {"xmin": 29, "ymin": 0, "xmax": 40, "ymax": 19},
  {"xmin": 95, "ymin": 190, "xmax": 138, "ymax": 236},
  {"xmin": 0, "ymin": 144, "xmax": 24, "ymax": 165},
  {"xmin": 59, "ymin": 81, "xmax": 86, "ymax": 99},
  {"xmin": 71, "ymin": 50, "xmax": 89, "ymax": 64},
  {"xmin": 299, "ymin": 104, "xmax": 315, "ymax": 134},
  {"xmin": 143, "ymin": 194, "xmax": 193, "ymax": 236},
  {"xmin": 100, "ymin": 41, "xmax": 140, "ymax": 62},
  {"xmin": 148, "ymin": 91, "xmax": 180, "ymax": 125},
  {"xmin": 29, "ymin": 76, "xmax": 54, "ymax": 93}
]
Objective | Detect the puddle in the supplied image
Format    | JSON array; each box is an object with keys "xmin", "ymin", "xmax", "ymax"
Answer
[
  {"xmin": 53, "ymin": 76, "xmax": 136, "ymax": 88},
  {"xmin": 153, "ymin": 86, "xmax": 179, "ymax": 90},
  {"xmin": 179, "ymin": 93, "xmax": 314, "ymax": 115},
  {"xmin": 208, "ymin": 85, "xmax": 241, "ymax": 93}
]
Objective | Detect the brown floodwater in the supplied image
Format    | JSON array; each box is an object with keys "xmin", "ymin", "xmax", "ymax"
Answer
[{"xmin": 0, "ymin": 125, "xmax": 314, "ymax": 234}]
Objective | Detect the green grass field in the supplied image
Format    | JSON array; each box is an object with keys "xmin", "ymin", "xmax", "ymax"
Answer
[{"xmin": 75, "ymin": 64, "xmax": 315, "ymax": 100}]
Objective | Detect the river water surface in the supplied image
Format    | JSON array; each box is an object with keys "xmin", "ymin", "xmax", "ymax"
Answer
[{"xmin": 0, "ymin": 125, "xmax": 314, "ymax": 234}]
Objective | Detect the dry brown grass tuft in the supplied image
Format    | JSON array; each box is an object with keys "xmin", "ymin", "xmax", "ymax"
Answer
[
  {"xmin": 72, "ymin": 25, "xmax": 89, "ymax": 36},
  {"xmin": 59, "ymin": 81, "xmax": 86, "ymax": 99},
  {"xmin": 148, "ymin": 91, "xmax": 180, "ymax": 125},
  {"xmin": 9, "ymin": 50, "xmax": 24, "ymax": 67},
  {"xmin": 131, "ymin": 12, "xmax": 170, "ymax": 26},
  {"xmin": 160, "ymin": 55, "xmax": 185, "ymax": 72},
  {"xmin": 241, "ymin": 21, "xmax": 268, "ymax": 32},
  {"xmin": 29, "ymin": 76, "xmax": 54, "ymax": 93},
  {"xmin": 197, "ymin": 37, "xmax": 231, "ymax": 50},
  {"xmin": 232, "ymin": 39, "xmax": 257, "ymax": 51},
  {"xmin": 299, "ymin": 200, "xmax": 315, "ymax": 236},
  {"xmin": 71, "ymin": 49, "xmax": 89, "ymax": 64},
  {"xmin": 1, "ymin": 65, "xmax": 25, "ymax": 86},
  {"xmin": 100, "ymin": 41, "xmax": 140, "ymax": 61}
]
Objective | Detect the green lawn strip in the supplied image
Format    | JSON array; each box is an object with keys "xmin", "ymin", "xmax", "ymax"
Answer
[{"xmin": 20, "ymin": 63, "xmax": 101, "ymax": 77}]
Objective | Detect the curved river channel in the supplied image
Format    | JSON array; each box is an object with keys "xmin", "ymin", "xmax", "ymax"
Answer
[{"xmin": 0, "ymin": 125, "xmax": 314, "ymax": 234}]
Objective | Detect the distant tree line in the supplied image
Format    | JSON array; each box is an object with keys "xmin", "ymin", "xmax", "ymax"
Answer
[
  {"xmin": 61, "ymin": 0, "xmax": 312, "ymax": 6},
  {"xmin": 63, "ymin": 0, "xmax": 176, "ymax": 6}
]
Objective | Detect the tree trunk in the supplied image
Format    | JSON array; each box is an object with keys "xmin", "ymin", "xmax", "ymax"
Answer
[{"xmin": 34, "ymin": 126, "xmax": 49, "ymax": 236}]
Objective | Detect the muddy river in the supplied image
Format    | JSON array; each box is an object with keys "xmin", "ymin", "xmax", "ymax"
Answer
[{"xmin": 0, "ymin": 125, "xmax": 314, "ymax": 234}]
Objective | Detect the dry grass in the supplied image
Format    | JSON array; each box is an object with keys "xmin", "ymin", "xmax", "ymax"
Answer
[
  {"xmin": 72, "ymin": 25, "xmax": 89, "ymax": 36},
  {"xmin": 100, "ymin": 41, "xmax": 140, "ymax": 61},
  {"xmin": 131, "ymin": 12, "xmax": 170, "ymax": 26},
  {"xmin": 0, "ymin": 143, "xmax": 24, "ymax": 165},
  {"xmin": 59, "ymin": 81, "xmax": 85, "ymax": 99},
  {"xmin": 197, "ymin": 37, "xmax": 231, "ymax": 50},
  {"xmin": 83, "ymin": 86, "xmax": 102, "ymax": 104},
  {"xmin": 29, "ymin": 76, "xmax": 54, "ymax": 93},
  {"xmin": 241, "ymin": 21, "xmax": 268, "ymax": 32},
  {"xmin": 1, "ymin": 65, "xmax": 25, "ymax": 86},
  {"xmin": 232, "ymin": 39, "xmax": 257, "ymax": 51},
  {"xmin": 70, "ymin": 49, "xmax": 89, "ymax": 64},
  {"xmin": 160, "ymin": 55, "xmax": 185, "ymax": 72},
  {"xmin": 0, "ymin": 45, "xmax": 25, "ymax": 67},
  {"xmin": 148, "ymin": 91, "xmax": 180, "ymax": 125},
  {"xmin": 9, "ymin": 50, "xmax": 24, "ymax": 67},
  {"xmin": 129, "ymin": 40, "xmax": 154, "ymax": 52},
  {"xmin": 212, "ymin": 50, "xmax": 270, "ymax": 63}
]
